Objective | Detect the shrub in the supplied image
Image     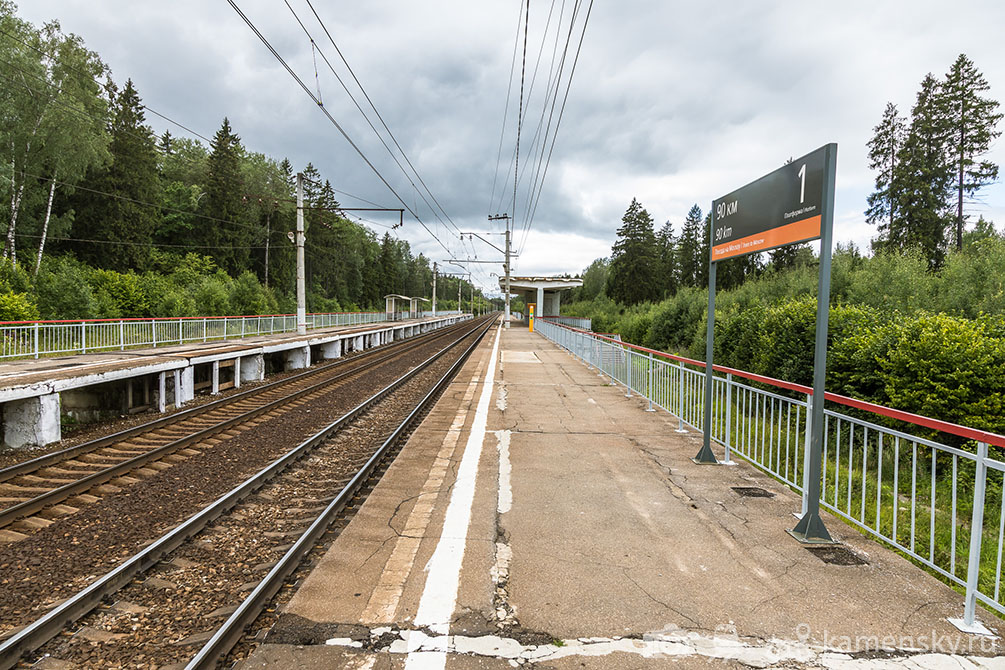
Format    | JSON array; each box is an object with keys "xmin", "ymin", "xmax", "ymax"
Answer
[
  {"xmin": 228, "ymin": 271, "xmax": 273, "ymax": 315},
  {"xmin": 35, "ymin": 257, "xmax": 98, "ymax": 319},
  {"xmin": 0, "ymin": 291, "xmax": 39, "ymax": 321}
]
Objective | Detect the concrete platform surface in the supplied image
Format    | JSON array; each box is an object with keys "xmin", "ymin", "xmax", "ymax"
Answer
[{"xmin": 242, "ymin": 322, "xmax": 1005, "ymax": 669}]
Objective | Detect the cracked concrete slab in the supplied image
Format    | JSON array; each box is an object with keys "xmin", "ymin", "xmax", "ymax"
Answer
[{"xmin": 249, "ymin": 326, "xmax": 1003, "ymax": 670}]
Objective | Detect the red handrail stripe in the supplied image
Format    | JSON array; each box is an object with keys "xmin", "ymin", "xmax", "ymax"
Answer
[
  {"xmin": 0, "ymin": 312, "xmax": 385, "ymax": 326},
  {"xmin": 542, "ymin": 318, "xmax": 1005, "ymax": 449}
]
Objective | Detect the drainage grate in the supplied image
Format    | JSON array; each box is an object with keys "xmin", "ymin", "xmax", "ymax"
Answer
[
  {"xmin": 806, "ymin": 545, "xmax": 868, "ymax": 566},
  {"xmin": 731, "ymin": 486, "xmax": 774, "ymax": 498}
]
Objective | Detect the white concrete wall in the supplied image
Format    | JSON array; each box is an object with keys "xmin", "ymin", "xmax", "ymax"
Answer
[
  {"xmin": 4, "ymin": 393, "xmax": 61, "ymax": 448},
  {"xmin": 284, "ymin": 345, "xmax": 311, "ymax": 370}
]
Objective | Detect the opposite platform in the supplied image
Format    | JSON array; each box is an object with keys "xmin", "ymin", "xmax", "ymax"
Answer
[{"xmin": 242, "ymin": 322, "xmax": 1005, "ymax": 669}]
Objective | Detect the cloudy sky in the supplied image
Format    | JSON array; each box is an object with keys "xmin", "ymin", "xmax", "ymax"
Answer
[{"xmin": 16, "ymin": 0, "xmax": 1005, "ymax": 293}]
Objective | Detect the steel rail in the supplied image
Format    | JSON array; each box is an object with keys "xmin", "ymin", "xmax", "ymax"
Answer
[
  {"xmin": 186, "ymin": 316, "xmax": 496, "ymax": 669},
  {"xmin": 0, "ymin": 319, "xmax": 472, "ymax": 529},
  {"xmin": 0, "ymin": 315, "xmax": 493, "ymax": 670},
  {"xmin": 0, "ymin": 319, "xmax": 465, "ymax": 484}
]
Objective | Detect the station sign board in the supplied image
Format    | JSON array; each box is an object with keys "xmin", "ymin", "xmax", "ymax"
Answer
[{"xmin": 710, "ymin": 145, "xmax": 831, "ymax": 262}]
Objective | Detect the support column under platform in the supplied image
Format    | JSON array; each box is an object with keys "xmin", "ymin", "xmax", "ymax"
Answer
[{"xmin": 2, "ymin": 392, "xmax": 61, "ymax": 448}]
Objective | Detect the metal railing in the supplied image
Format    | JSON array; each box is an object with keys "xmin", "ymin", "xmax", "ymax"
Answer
[
  {"xmin": 0, "ymin": 311, "xmax": 455, "ymax": 360},
  {"xmin": 536, "ymin": 318, "xmax": 1005, "ymax": 630},
  {"xmin": 546, "ymin": 316, "xmax": 592, "ymax": 330}
]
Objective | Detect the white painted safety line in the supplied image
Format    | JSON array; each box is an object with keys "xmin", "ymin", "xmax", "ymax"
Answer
[
  {"xmin": 404, "ymin": 324, "xmax": 502, "ymax": 670},
  {"xmin": 360, "ymin": 357, "xmax": 486, "ymax": 624}
]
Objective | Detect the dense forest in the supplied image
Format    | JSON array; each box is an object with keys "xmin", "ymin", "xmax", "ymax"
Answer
[
  {"xmin": 562, "ymin": 54, "xmax": 1004, "ymax": 433},
  {"xmin": 0, "ymin": 3, "xmax": 487, "ymax": 321}
]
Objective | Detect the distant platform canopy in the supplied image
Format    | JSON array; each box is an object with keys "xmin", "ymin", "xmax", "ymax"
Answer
[{"xmin": 499, "ymin": 275, "xmax": 582, "ymax": 317}]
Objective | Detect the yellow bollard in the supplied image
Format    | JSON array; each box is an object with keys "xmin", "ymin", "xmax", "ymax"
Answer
[{"xmin": 529, "ymin": 305, "xmax": 535, "ymax": 332}]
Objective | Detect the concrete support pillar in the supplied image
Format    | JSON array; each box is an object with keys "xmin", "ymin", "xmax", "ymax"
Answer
[
  {"xmin": 320, "ymin": 339, "xmax": 342, "ymax": 360},
  {"xmin": 284, "ymin": 345, "xmax": 311, "ymax": 370},
  {"xmin": 3, "ymin": 393, "xmax": 61, "ymax": 448},
  {"xmin": 178, "ymin": 366, "xmax": 195, "ymax": 404},
  {"xmin": 212, "ymin": 360, "xmax": 220, "ymax": 395},
  {"xmin": 536, "ymin": 287, "xmax": 545, "ymax": 320},
  {"xmin": 234, "ymin": 358, "xmax": 242, "ymax": 389},
  {"xmin": 173, "ymin": 370, "xmax": 183, "ymax": 408},
  {"xmin": 158, "ymin": 372, "xmax": 167, "ymax": 413},
  {"xmin": 355, "ymin": 335, "xmax": 364, "ymax": 351},
  {"xmin": 240, "ymin": 353, "xmax": 266, "ymax": 382}
]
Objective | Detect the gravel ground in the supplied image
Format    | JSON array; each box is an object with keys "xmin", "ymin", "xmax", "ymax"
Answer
[
  {"xmin": 0, "ymin": 321, "xmax": 477, "ymax": 638},
  {"xmin": 23, "ymin": 320, "xmax": 485, "ymax": 668}
]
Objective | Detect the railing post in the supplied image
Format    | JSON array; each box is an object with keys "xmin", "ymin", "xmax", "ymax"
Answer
[
  {"xmin": 80, "ymin": 321, "xmax": 86, "ymax": 354},
  {"xmin": 33, "ymin": 322, "xmax": 39, "ymax": 359},
  {"xmin": 151, "ymin": 319, "xmax": 156, "ymax": 348},
  {"xmin": 646, "ymin": 353, "xmax": 655, "ymax": 412},
  {"xmin": 223, "ymin": 316, "xmax": 228, "ymax": 341},
  {"xmin": 625, "ymin": 347, "xmax": 632, "ymax": 398},
  {"xmin": 241, "ymin": 317, "xmax": 246, "ymax": 339},
  {"xmin": 203, "ymin": 317, "xmax": 207, "ymax": 342},
  {"xmin": 179, "ymin": 318, "xmax": 183, "ymax": 344},
  {"xmin": 951, "ymin": 441, "xmax": 992, "ymax": 635},
  {"xmin": 676, "ymin": 360, "xmax": 686, "ymax": 433},
  {"xmin": 724, "ymin": 373, "xmax": 733, "ymax": 463}
]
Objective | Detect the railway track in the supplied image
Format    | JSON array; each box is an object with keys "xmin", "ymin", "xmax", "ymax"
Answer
[
  {"xmin": 0, "ymin": 318, "xmax": 472, "ymax": 543},
  {"xmin": 0, "ymin": 314, "xmax": 496, "ymax": 669}
]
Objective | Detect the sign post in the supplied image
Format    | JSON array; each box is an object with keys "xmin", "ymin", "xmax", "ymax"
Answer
[{"xmin": 696, "ymin": 144, "xmax": 837, "ymax": 543}]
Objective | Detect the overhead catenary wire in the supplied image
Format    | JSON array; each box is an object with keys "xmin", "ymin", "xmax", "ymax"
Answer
[
  {"xmin": 225, "ymin": 0, "xmax": 453, "ymax": 257},
  {"xmin": 516, "ymin": 0, "xmax": 584, "ymax": 253},
  {"xmin": 519, "ymin": 0, "xmax": 595, "ymax": 256},
  {"xmin": 282, "ymin": 0, "xmax": 453, "ymax": 239},
  {"xmin": 302, "ymin": 0, "xmax": 461, "ymax": 236}
]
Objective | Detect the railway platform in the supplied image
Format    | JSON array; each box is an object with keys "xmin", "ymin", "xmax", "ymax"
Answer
[
  {"xmin": 242, "ymin": 323, "xmax": 1005, "ymax": 669},
  {"xmin": 0, "ymin": 315, "xmax": 465, "ymax": 450}
]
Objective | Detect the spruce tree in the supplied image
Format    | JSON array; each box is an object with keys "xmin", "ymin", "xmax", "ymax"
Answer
[
  {"xmin": 605, "ymin": 198, "xmax": 659, "ymax": 305},
  {"xmin": 71, "ymin": 79, "xmax": 158, "ymax": 270},
  {"xmin": 675, "ymin": 205, "xmax": 703, "ymax": 288},
  {"xmin": 866, "ymin": 102, "xmax": 906, "ymax": 243},
  {"xmin": 939, "ymin": 54, "xmax": 1002, "ymax": 249},
  {"xmin": 200, "ymin": 118, "xmax": 248, "ymax": 274},
  {"xmin": 656, "ymin": 219, "xmax": 678, "ymax": 297},
  {"xmin": 891, "ymin": 74, "xmax": 953, "ymax": 268}
]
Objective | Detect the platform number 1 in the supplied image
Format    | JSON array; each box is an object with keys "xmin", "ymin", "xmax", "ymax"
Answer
[{"xmin": 797, "ymin": 164, "xmax": 806, "ymax": 204}]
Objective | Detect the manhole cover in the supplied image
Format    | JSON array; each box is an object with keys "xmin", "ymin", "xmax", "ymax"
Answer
[
  {"xmin": 731, "ymin": 486, "xmax": 774, "ymax": 498},
  {"xmin": 806, "ymin": 546, "xmax": 868, "ymax": 566}
]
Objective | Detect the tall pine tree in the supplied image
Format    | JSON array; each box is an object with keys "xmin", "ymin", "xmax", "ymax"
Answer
[
  {"xmin": 676, "ymin": 204, "xmax": 703, "ymax": 288},
  {"xmin": 70, "ymin": 79, "xmax": 158, "ymax": 270},
  {"xmin": 200, "ymin": 117, "xmax": 248, "ymax": 274},
  {"xmin": 655, "ymin": 219, "xmax": 678, "ymax": 297},
  {"xmin": 606, "ymin": 198, "xmax": 659, "ymax": 305},
  {"xmin": 865, "ymin": 102, "xmax": 906, "ymax": 242},
  {"xmin": 889, "ymin": 74, "xmax": 953, "ymax": 268},
  {"xmin": 939, "ymin": 54, "xmax": 1002, "ymax": 249}
]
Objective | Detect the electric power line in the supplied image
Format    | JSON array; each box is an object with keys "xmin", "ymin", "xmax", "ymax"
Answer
[{"xmin": 225, "ymin": 0, "xmax": 454, "ymax": 257}]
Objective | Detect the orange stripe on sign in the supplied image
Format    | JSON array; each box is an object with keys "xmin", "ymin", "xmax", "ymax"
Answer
[{"xmin": 712, "ymin": 215, "xmax": 821, "ymax": 261}]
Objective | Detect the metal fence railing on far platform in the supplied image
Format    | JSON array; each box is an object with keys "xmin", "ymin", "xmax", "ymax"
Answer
[
  {"xmin": 0, "ymin": 311, "xmax": 446, "ymax": 361},
  {"xmin": 536, "ymin": 318, "xmax": 1005, "ymax": 633}
]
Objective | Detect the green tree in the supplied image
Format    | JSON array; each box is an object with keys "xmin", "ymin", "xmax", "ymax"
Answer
[
  {"xmin": 70, "ymin": 79, "xmax": 159, "ymax": 270},
  {"xmin": 676, "ymin": 204, "xmax": 704, "ymax": 288},
  {"xmin": 606, "ymin": 198, "xmax": 659, "ymax": 305},
  {"xmin": 199, "ymin": 117, "xmax": 248, "ymax": 274},
  {"xmin": 655, "ymin": 220, "xmax": 677, "ymax": 297},
  {"xmin": 888, "ymin": 74, "xmax": 953, "ymax": 268},
  {"xmin": 939, "ymin": 54, "xmax": 1002, "ymax": 250},
  {"xmin": 866, "ymin": 102, "xmax": 907, "ymax": 241}
]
